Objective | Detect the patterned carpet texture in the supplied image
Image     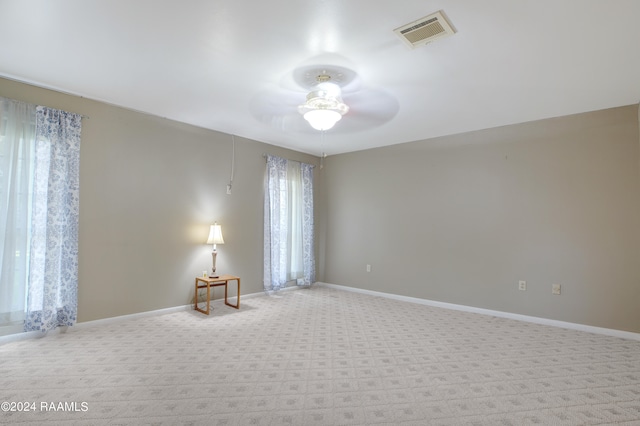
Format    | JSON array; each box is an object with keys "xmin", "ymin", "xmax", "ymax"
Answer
[{"xmin": 1, "ymin": 285, "xmax": 640, "ymax": 425}]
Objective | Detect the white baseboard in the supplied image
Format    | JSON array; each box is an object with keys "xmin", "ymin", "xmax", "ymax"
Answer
[
  {"xmin": 316, "ymin": 282, "xmax": 640, "ymax": 342},
  {"xmin": 0, "ymin": 329, "xmax": 45, "ymax": 345},
  {"xmin": 0, "ymin": 305, "xmax": 194, "ymax": 346},
  {"xmin": 8, "ymin": 282, "xmax": 635, "ymax": 345},
  {"xmin": 73, "ymin": 286, "xmax": 289, "ymax": 331},
  {"xmin": 0, "ymin": 286, "xmax": 301, "ymax": 346},
  {"xmin": 74, "ymin": 304, "xmax": 193, "ymax": 330}
]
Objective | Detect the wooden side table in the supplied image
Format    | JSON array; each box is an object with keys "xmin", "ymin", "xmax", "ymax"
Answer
[{"xmin": 194, "ymin": 274, "xmax": 240, "ymax": 315}]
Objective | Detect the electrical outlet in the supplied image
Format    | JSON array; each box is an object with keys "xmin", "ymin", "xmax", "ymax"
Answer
[
  {"xmin": 366, "ymin": 264, "xmax": 371, "ymax": 272},
  {"xmin": 552, "ymin": 284, "xmax": 561, "ymax": 295},
  {"xmin": 518, "ymin": 280, "xmax": 526, "ymax": 291}
]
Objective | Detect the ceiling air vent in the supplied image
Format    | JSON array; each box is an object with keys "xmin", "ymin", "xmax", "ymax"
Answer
[{"xmin": 394, "ymin": 10, "xmax": 456, "ymax": 49}]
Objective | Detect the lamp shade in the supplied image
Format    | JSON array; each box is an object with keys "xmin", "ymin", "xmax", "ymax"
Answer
[
  {"xmin": 303, "ymin": 109, "xmax": 343, "ymax": 131},
  {"xmin": 206, "ymin": 223, "xmax": 224, "ymax": 245}
]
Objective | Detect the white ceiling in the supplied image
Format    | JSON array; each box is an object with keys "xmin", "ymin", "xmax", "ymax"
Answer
[{"xmin": 1, "ymin": 0, "xmax": 639, "ymax": 156}]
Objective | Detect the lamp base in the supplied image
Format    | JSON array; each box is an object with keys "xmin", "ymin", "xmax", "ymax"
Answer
[{"xmin": 211, "ymin": 250, "xmax": 218, "ymax": 279}]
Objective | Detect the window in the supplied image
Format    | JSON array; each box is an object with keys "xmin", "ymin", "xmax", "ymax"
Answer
[
  {"xmin": 0, "ymin": 97, "xmax": 82, "ymax": 334},
  {"xmin": 264, "ymin": 155, "xmax": 315, "ymax": 291},
  {"xmin": 0, "ymin": 99, "xmax": 35, "ymax": 333}
]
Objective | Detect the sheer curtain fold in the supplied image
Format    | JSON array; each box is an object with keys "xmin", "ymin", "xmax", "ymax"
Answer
[
  {"xmin": 264, "ymin": 155, "xmax": 315, "ymax": 292},
  {"xmin": 300, "ymin": 162, "xmax": 315, "ymax": 286},
  {"xmin": 0, "ymin": 98, "xmax": 36, "ymax": 325},
  {"xmin": 287, "ymin": 160, "xmax": 303, "ymax": 281},
  {"xmin": 264, "ymin": 155, "xmax": 288, "ymax": 291}
]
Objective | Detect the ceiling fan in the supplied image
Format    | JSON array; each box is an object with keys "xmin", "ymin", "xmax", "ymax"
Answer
[
  {"xmin": 249, "ymin": 64, "xmax": 399, "ymax": 134},
  {"xmin": 297, "ymin": 72, "xmax": 349, "ymax": 131}
]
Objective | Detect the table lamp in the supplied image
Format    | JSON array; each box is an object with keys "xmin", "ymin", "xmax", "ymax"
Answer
[{"xmin": 206, "ymin": 222, "xmax": 224, "ymax": 278}]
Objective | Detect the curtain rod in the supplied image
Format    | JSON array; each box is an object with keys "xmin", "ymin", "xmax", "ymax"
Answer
[
  {"xmin": 262, "ymin": 153, "xmax": 316, "ymax": 168},
  {"xmin": 1, "ymin": 95, "xmax": 89, "ymax": 119}
]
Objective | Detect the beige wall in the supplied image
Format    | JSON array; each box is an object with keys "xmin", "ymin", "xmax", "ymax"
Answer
[
  {"xmin": 0, "ymin": 77, "xmax": 321, "ymax": 322},
  {"xmin": 3, "ymin": 75, "xmax": 639, "ymax": 333},
  {"xmin": 323, "ymin": 105, "xmax": 640, "ymax": 332}
]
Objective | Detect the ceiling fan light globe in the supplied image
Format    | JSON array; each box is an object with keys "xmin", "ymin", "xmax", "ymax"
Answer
[
  {"xmin": 315, "ymin": 81, "xmax": 341, "ymax": 98},
  {"xmin": 304, "ymin": 109, "xmax": 342, "ymax": 131}
]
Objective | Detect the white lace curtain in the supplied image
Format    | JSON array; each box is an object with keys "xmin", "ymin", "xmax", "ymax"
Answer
[
  {"xmin": 0, "ymin": 97, "xmax": 82, "ymax": 333},
  {"xmin": 0, "ymin": 98, "xmax": 35, "ymax": 326},
  {"xmin": 264, "ymin": 155, "xmax": 315, "ymax": 291}
]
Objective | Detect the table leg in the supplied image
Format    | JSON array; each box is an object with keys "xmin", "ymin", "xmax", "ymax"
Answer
[
  {"xmin": 206, "ymin": 282, "xmax": 211, "ymax": 314},
  {"xmin": 195, "ymin": 278, "xmax": 207, "ymax": 315},
  {"xmin": 194, "ymin": 279, "xmax": 198, "ymax": 312},
  {"xmin": 195, "ymin": 278, "xmax": 213, "ymax": 315},
  {"xmin": 224, "ymin": 278, "xmax": 240, "ymax": 309}
]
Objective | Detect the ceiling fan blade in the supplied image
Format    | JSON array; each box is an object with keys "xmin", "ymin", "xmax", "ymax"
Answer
[
  {"xmin": 336, "ymin": 88, "xmax": 400, "ymax": 131},
  {"xmin": 249, "ymin": 88, "xmax": 301, "ymax": 127}
]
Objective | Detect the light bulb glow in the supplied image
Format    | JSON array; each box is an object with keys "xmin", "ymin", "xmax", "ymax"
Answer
[{"xmin": 303, "ymin": 109, "xmax": 342, "ymax": 131}]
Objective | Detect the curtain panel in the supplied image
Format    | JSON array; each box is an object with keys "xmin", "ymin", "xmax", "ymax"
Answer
[
  {"xmin": 263, "ymin": 155, "xmax": 315, "ymax": 291},
  {"xmin": 24, "ymin": 106, "xmax": 82, "ymax": 332},
  {"xmin": 0, "ymin": 96, "xmax": 82, "ymax": 334}
]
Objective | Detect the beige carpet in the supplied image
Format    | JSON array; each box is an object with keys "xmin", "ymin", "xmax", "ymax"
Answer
[{"xmin": 1, "ymin": 285, "xmax": 640, "ymax": 425}]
